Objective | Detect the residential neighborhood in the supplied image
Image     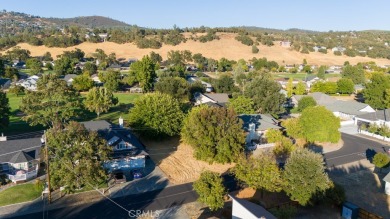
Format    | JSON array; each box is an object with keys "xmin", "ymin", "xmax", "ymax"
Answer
[{"xmin": 0, "ymin": 2, "xmax": 390, "ymax": 219}]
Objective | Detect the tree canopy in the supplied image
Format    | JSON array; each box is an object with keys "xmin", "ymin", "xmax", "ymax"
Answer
[
  {"xmin": 84, "ymin": 87, "xmax": 118, "ymax": 117},
  {"xmin": 181, "ymin": 106, "xmax": 245, "ymax": 163},
  {"xmin": 227, "ymin": 96, "xmax": 255, "ymax": 114},
  {"xmin": 99, "ymin": 70, "xmax": 121, "ymax": 92},
  {"xmin": 373, "ymin": 152, "xmax": 390, "ymax": 171},
  {"xmin": 46, "ymin": 121, "xmax": 111, "ymax": 193},
  {"xmin": 20, "ymin": 75, "xmax": 82, "ymax": 127},
  {"xmin": 193, "ymin": 171, "xmax": 226, "ymax": 211},
  {"xmin": 213, "ymin": 75, "xmax": 237, "ymax": 94},
  {"xmin": 0, "ymin": 91, "xmax": 10, "ymax": 129},
  {"xmin": 337, "ymin": 78, "xmax": 354, "ymax": 94},
  {"xmin": 283, "ymin": 148, "xmax": 331, "ymax": 206},
  {"xmin": 363, "ymin": 73, "xmax": 390, "ymax": 109},
  {"xmin": 130, "ymin": 55, "xmax": 157, "ymax": 92},
  {"xmin": 154, "ymin": 77, "xmax": 189, "ymax": 100},
  {"xmin": 244, "ymin": 74, "xmax": 285, "ymax": 114},
  {"xmin": 128, "ymin": 93, "xmax": 185, "ymax": 137},
  {"xmin": 297, "ymin": 96, "xmax": 317, "ymax": 112},
  {"xmin": 72, "ymin": 74, "xmax": 94, "ymax": 91},
  {"xmin": 299, "ymin": 106, "xmax": 340, "ymax": 143},
  {"xmin": 341, "ymin": 65, "xmax": 365, "ymax": 84}
]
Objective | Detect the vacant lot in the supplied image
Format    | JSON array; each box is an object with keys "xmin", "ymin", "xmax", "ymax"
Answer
[
  {"xmin": 8, "ymin": 33, "xmax": 390, "ymax": 66},
  {"xmin": 142, "ymin": 137, "xmax": 234, "ymax": 184}
]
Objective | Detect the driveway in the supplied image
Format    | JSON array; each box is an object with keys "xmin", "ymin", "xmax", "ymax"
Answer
[{"xmin": 339, "ymin": 123, "xmax": 359, "ymax": 135}]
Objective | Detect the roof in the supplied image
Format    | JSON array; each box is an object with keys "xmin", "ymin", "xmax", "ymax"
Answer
[
  {"xmin": 357, "ymin": 109, "xmax": 390, "ymax": 122},
  {"xmin": 203, "ymin": 93, "xmax": 229, "ymax": 104},
  {"xmin": 305, "ymin": 75, "xmax": 318, "ymax": 82},
  {"xmin": 63, "ymin": 74, "xmax": 78, "ymax": 82},
  {"xmin": 238, "ymin": 114, "xmax": 280, "ymax": 131},
  {"xmin": 9, "ymin": 151, "xmax": 35, "ymax": 163},
  {"xmin": 0, "ymin": 78, "xmax": 11, "ymax": 86},
  {"xmin": 384, "ymin": 172, "xmax": 390, "ymax": 183},
  {"xmin": 0, "ymin": 137, "xmax": 42, "ymax": 163},
  {"xmin": 230, "ymin": 195, "xmax": 277, "ymax": 219},
  {"xmin": 81, "ymin": 120, "xmax": 112, "ymax": 131},
  {"xmin": 194, "ymin": 92, "xmax": 229, "ymax": 107}
]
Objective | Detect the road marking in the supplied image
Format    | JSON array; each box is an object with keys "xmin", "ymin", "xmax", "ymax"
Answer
[{"xmin": 325, "ymin": 151, "xmax": 367, "ymax": 160}]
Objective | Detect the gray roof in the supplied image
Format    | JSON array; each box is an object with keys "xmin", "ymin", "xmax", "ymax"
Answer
[
  {"xmin": 204, "ymin": 93, "xmax": 229, "ymax": 104},
  {"xmin": 357, "ymin": 109, "xmax": 390, "ymax": 122},
  {"xmin": 238, "ymin": 114, "xmax": 280, "ymax": 131},
  {"xmin": 63, "ymin": 74, "xmax": 78, "ymax": 82},
  {"xmin": 0, "ymin": 78, "xmax": 11, "ymax": 86},
  {"xmin": 9, "ymin": 151, "xmax": 35, "ymax": 163},
  {"xmin": 293, "ymin": 92, "xmax": 371, "ymax": 116},
  {"xmin": 384, "ymin": 172, "xmax": 390, "ymax": 183},
  {"xmin": 230, "ymin": 195, "xmax": 277, "ymax": 219},
  {"xmin": 81, "ymin": 120, "xmax": 112, "ymax": 131},
  {"xmin": 0, "ymin": 137, "xmax": 42, "ymax": 163}
]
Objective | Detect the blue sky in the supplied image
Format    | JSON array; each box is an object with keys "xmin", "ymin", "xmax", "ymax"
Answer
[{"xmin": 2, "ymin": 0, "xmax": 390, "ymax": 31}]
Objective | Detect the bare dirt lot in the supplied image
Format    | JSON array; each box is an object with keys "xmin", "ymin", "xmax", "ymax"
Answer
[
  {"xmin": 141, "ymin": 136, "xmax": 234, "ymax": 185},
  {"xmin": 8, "ymin": 33, "xmax": 390, "ymax": 66}
]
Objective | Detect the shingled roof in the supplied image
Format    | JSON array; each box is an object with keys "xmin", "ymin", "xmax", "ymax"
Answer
[
  {"xmin": 357, "ymin": 109, "xmax": 390, "ymax": 122},
  {"xmin": 239, "ymin": 114, "xmax": 280, "ymax": 131},
  {"xmin": 0, "ymin": 137, "xmax": 42, "ymax": 163}
]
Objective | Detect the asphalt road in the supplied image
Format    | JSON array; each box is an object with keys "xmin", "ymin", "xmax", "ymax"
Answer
[
  {"xmin": 3, "ymin": 175, "xmax": 239, "ymax": 219},
  {"xmin": 324, "ymin": 133, "xmax": 390, "ymax": 167}
]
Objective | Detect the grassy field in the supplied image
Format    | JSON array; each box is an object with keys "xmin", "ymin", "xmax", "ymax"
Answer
[
  {"xmin": 274, "ymin": 73, "xmax": 341, "ymax": 80},
  {"xmin": 0, "ymin": 183, "xmax": 43, "ymax": 207}
]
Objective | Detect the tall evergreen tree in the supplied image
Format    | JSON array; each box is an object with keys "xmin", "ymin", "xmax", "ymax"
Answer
[{"xmin": 0, "ymin": 91, "xmax": 10, "ymax": 129}]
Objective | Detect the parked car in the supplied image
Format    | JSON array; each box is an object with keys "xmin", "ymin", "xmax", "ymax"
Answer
[
  {"xmin": 132, "ymin": 169, "xmax": 142, "ymax": 179},
  {"xmin": 112, "ymin": 171, "xmax": 126, "ymax": 184}
]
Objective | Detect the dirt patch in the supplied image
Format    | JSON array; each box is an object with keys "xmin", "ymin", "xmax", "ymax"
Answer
[
  {"xmin": 8, "ymin": 33, "xmax": 390, "ymax": 66},
  {"xmin": 141, "ymin": 137, "xmax": 235, "ymax": 185}
]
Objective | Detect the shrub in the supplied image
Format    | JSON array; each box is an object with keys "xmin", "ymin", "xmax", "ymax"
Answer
[{"xmin": 252, "ymin": 45, "xmax": 259, "ymax": 54}]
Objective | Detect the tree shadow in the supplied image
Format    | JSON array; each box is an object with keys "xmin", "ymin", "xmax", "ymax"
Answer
[
  {"xmin": 139, "ymin": 136, "xmax": 180, "ymax": 166},
  {"xmin": 365, "ymin": 148, "xmax": 377, "ymax": 163}
]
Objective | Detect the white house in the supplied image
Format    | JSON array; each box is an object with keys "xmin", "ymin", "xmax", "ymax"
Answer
[
  {"xmin": 16, "ymin": 75, "xmax": 39, "ymax": 91},
  {"xmin": 280, "ymin": 41, "xmax": 291, "ymax": 48},
  {"xmin": 91, "ymin": 74, "xmax": 102, "ymax": 85},
  {"xmin": 383, "ymin": 172, "xmax": 390, "ymax": 195},
  {"xmin": 0, "ymin": 135, "xmax": 42, "ymax": 183},
  {"xmin": 313, "ymin": 46, "xmax": 327, "ymax": 52},
  {"xmin": 332, "ymin": 46, "xmax": 346, "ymax": 53},
  {"xmin": 355, "ymin": 109, "xmax": 390, "ymax": 128},
  {"xmin": 187, "ymin": 77, "xmax": 213, "ymax": 92},
  {"xmin": 230, "ymin": 195, "xmax": 277, "ymax": 219}
]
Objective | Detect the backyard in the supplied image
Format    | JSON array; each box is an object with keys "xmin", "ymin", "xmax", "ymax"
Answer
[{"xmin": 0, "ymin": 183, "xmax": 43, "ymax": 207}]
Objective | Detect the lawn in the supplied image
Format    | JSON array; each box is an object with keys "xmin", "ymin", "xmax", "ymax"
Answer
[
  {"xmin": 6, "ymin": 93, "xmax": 24, "ymax": 123},
  {"xmin": 274, "ymin": 73, "xmax": 341, "ymax": 80},
  {"xmin": 0, "ymin": 183, "xmax": 43, "ymax": 207}
]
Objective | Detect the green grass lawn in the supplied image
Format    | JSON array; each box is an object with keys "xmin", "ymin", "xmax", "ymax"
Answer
[
  {"xmin": 275, "ymin": 73, "xmax": 341, "ymax": 80},
  {"xmin": 6, "ymin": 93, "xmax": 24, "ymax": 123},
  {"xmin": 0, "ymin": 183, "xmax": 43, "ymax": 207}
]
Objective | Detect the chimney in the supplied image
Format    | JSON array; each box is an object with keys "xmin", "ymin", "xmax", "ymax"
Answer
[
  {"xmin": 0, "ymin": 133, "xmax": 6, "ymax": 142},
  {"xmin": 119, "ymin": 116, "xmax": 124, "ymax": 128}
]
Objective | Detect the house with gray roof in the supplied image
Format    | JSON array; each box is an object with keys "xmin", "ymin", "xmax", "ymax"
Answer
[
  {"xmin": 0, "ymin": 135, "xmax": 43, "ymax": 183},
  {"xmin": 238, "ymin": 114, "xmax": 281, "ymax": 150},
  {"xmin": 230, "ymin": 195, "xmax": 277, "ymax": 219},
  {"xmin": 292, "ymin": 92, "xmax": 375, "ymax": 120},
  {"xmin": 355, "ymin": 109, "xmax": 390, "ymax": 128},
  {"xmin": 16, "ymin": 75, "xmax": 39, "ymax": 91},
  {"xmin": 81, "ymin": 119, "xmax": 148, "ymax": 173},
  {"xmin": 63, "ymin": 74, "xmax": 78, "ymax": 86},
  {"xmin": 0, "ymin": 78, "xmax": 11, "ymax": 90},
  {"xmin": 187, "ymin": 77, "xmax": 213, "ymax": 92},
  {"xmin": 194, "ymin": 92, "xmax": 229, "ymax": 107}
]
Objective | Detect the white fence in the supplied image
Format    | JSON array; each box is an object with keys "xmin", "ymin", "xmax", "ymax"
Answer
[{"xmin": 360, "ymin": 130, "xmax": 390, "ymax": 142}]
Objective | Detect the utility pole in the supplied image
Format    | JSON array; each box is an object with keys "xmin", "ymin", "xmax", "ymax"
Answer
[{"xmin": 44, "ymin": 131, "xmax": 51, "ymax": 204}]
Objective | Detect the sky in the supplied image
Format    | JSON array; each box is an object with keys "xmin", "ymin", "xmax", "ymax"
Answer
[{"xmin": 2, "ymin": 0, "xmax": 390, "ymax": 31}]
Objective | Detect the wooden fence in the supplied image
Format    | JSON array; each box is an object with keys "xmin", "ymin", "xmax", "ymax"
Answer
[{"xmin": 358, "ymin": 208, "xmax": 383, "ymax": 219}]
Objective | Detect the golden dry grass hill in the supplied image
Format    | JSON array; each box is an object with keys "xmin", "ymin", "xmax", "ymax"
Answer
[{"xmin": 6, "ymin": 33, "xmax": 390, "ymax": 66}]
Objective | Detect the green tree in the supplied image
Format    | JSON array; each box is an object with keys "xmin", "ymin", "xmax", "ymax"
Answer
[
  {"xmin": 265, "ymin": 129, "xmax": 284, "ymax": 143},
  {"xmin": 46, "ymin": 121, "xmax": 111, "ymax": 193},
  {"xmin": 42, "ymin": 52, "xmax": 53, "ymax": 61},
  {"xmin": 311, "ymin": 81, "xmax": 338, "ymax": 94},
  {"xmin": 282, "ymin": 118, "xmax": 304, "ymax": 139},
  {"xmin": 20, "ymin": 74, "xmax": 82, "ymax": 127},
  {"xmin": 84, "ymin": 87, "xmax": 118, "ymax": 117},
  {"xmin": 54, "ymin": 56, "xmax": 75, "ymax": 76},
  {"xmin": 373, "ymin": 152, "xmax": 390, "ymax": 173},
  {"xmin": 5, "ymin": 46, "xmax": 31, "ymax": 61},
  {"xmin": 149, "ymin": 51, "xmax": 162, "ymax": 64},
  {"xmin": 297, "ymin": 96, "xmax": 317, "ymax": 112},
  {"xmin": 0, "ymin": 91, "xmax": 10, "ymax": 129},
  {"xmin": 128, "ymin": 93, "xmax": 184, "ymax": 137},
  {"xmin": 182, "ymin": 106, "xmax": 245, "ymax": 163},
  {"xmin": 337, "ymin": 78, "xmax": 354, "ymax": 94},
  {"xmin": 363, "ymin": 73, "xmax": 390, "ymax": 109},
  {"xmin": 243, "ymin": 74, "xmax": 285, "ymax": 113},
  {"xmin": 4, "ymin": 66, "xmax": 19, "ymax": 81},
  {"xmin": 155, "ymin": 77, "xmax": 189, "ymax": 100},
  {"xmin": 26, "ymin": 58, "xmax": 42, "ymax": 74},
  {"xmin": 82, "ymin": 62, "xmax": 98, "ymax": 76},
  {"xmin": 234, "ymin": 154, "xmax": 283, "ymax": 197},
  {"xmin": 99, "ymin": 70, "xmax": 121, "ymax": 92},
  {"xmin": 8, "ymin": 85, "xmax": 25, "ymax": 97},
  {"xmin": 130, "ymin": 55, "xmax": 157, "ymax": 92},
  {"xmin": 213, "ymin": 75, "xmax": 237, "ymax": 94},
  {"xmin": 300, "ymin": 106, "xmax": 340, "ymax": 143},
  {"xmin": 294, "ymin": 81, "xmax": 307, "ymax": 95},
  {"xmin": 228, "ymin": 96, "xmax": 255, "ymax": 114},
  {"xmin": 286, "ymin": 78, "xmax": 293, "ymax": 98},
  {"xmin": 317, "ymin": 65, "xmax": 326, "ymax": 80},
  {"xmin": 45, "ymin": 62, "xmax": 53, "ymax": 70},
  {"xmin": 283, "ymin": 148, "xmax": 331, "ymax": 206},
  {"xmin": 192, "ymin": 53, "xmax": 206, "ymax": 69},
  {"xmin": 72, "ymin": 74, "xmax": 94, "ymax": 91},
  {"xmin": 193, "ymin": 171, "xmax": 226, "ymax": 211},
  {"xmin": 341, "ymin": 65, "xmax": 365, "ymax": 84},
  {"xmin": 302, "ymin": 65, "xmax": 312, "ymax": 73}
]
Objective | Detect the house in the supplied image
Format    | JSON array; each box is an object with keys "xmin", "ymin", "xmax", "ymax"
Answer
[
  {"xmin": 0, "ymin": 134, "xmax": 43, "ymax": 183},
  {"xmin": 187, "ymin": 76, "xmax": 213, "ymax": 92},
  {"xmin": 238, "ymin": 114, "xmax": 280, "ymax": 150},
  {"xmin": 383, "ymin": 172, "xmax": 390, "ymax": 195},
  {"xmin": 98, "ymin": 33, "xmax": 109, "ymax": 42},
  {"xmin": 313, "ymin": 46, "xmax": 327, "ymax": 52},
  {"xmin": 81, "ymin": 120, "xmax": 148, "ymax": 173},
  {"xmin": 91, "ymin": 74, "xmax": 102, "ymax": 85},
  {"xmin": 326, "ymin": 65, "xmax": 343, "ymax": 74},
  {"xmin": 292, "ymin": 92, "xmax": 375, "ymax": 120},
  {"xmin": 332, "ymin": 46, "xmax": 346, "ymax": 53},
  {"xmin": 355, "ymin": 109, "xmax": 390, "ymax": 128},
  {"xmin": 304, "ymin": 75, "xmax": 320, "ymax": 88},
  {"xmin": 63, "ymin": 74, "xmax": 78, "ymax": 86},
  {"xmin": 230, "ymin": 195, "xmax": 277, "ymax": 219},
  {"xmin": 280, "ymin": 40, "xmax": 291, "ymax": 47},
  {"xmin": 194, "ymin": 92, "xmax": 229, "ymax": 107},
  {"xmin": 0, "ymin": 78, "xmax": 11, "ymax": 90},
  {"xmin": 354, "ymin": 84, "xmax": 364, "ymax": 93},
  {"xmin": 16, "ymin": 75, "xmax": 39, "ymax": 91},
  {"xmin": 107, "ymin": 63, "xmax": 122, "ymax": 71},
  {"xmin": 12, "ymin": 61, "xmax": 25, "ymax": 69}
]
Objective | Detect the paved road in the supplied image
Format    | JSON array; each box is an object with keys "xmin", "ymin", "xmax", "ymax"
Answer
[
  {"xmin": 324, "ymin": 133, "xmax": 390, "ymax": 167},
  {"xmin": 3, "ymin": 175, "xmax": 239, "ymax": 219}
]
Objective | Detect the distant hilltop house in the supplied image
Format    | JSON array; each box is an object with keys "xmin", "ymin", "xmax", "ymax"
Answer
[
  {"xmin": 313, "ymin": 46, "xmax": 327, "ymax": 52},
  {"xmin": 292, "ymin": 92, "xmax": 375, "ymax": 121},
  {"xmin": 326, "ymin": 65, "xmax": 343, "ymax": 73},
  {"xmin": 0, "ymin": 134, "xmax": 43, "ymax": 183},
  {"xmin": 194, "ymin": 92, "xmax": 229, "ymax": 107},
  {"xmin": 332, "ymin": 46, "xmax": 346, "ymax": 53},
  {"xmin": 280, "ymin": 40, "xmax": 291, "ymax": 47},
  {"xmin": 98, "ymin": 33, "xmax": 109, "ymax": 42}
]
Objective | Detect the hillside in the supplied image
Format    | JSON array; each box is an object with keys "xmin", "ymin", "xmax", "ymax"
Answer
[
  {"xmin": 10, "ymin": 33, "xmax": 390, "ymax": 66},
  {"xmin": 46, "ymin": 16, "xmax": 130, "ymax": 28}
]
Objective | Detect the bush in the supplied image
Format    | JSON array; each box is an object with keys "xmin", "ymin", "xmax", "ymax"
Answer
[
  {"xmin": 135, "ymin": 38, "xmax": 162, "ymax": 49},
  {"xmin": 235, "ymin": 34, "xmax": 254, "ymax": 46},
  {"xmin": 333, "ymin": 51, "xmax": 342, "ymax": 56},
  {"xmin": 269, "ymin": 206, "xmax": 298, "ymax": 219},
  {"xmin": 252, "ymin": 45, "xmax": 259, "ymax": 54}
]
